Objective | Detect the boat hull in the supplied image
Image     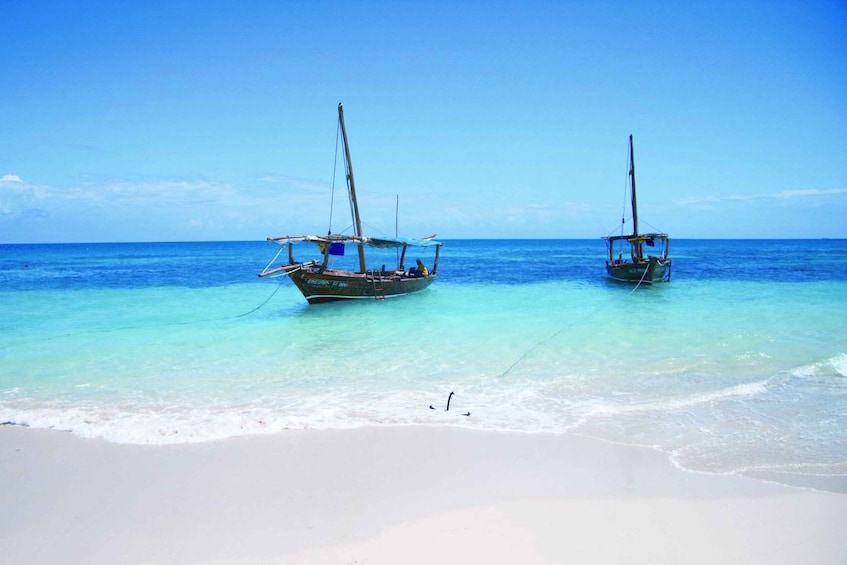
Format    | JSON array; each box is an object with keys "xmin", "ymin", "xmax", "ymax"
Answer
[
  {"xmin": 289, "ymin": 268, "xmax": 435, "ymax": 304},
  {"xmin": 606, "ymin": 258, "xmax": 671, "ymax": 285}
]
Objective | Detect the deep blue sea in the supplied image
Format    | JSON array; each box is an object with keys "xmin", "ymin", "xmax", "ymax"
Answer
[{"xmin": 2, "ymin": 239, "xmax": 846, "ymax": 492}]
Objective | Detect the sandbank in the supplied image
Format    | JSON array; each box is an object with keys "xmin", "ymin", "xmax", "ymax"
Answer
[{"xmin": 1, "ymin": 425, "xmax": 844, "ymax": 564}]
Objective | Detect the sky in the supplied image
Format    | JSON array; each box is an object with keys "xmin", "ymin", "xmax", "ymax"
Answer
[{"xmin": 1, "ymin": 0, "xmax": 846, "ymax": 243}]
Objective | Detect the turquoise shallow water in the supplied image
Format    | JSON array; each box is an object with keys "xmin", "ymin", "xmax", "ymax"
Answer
[{"xmin": 2, "ymin": 239, "xmax": 846, "ymax": 491}]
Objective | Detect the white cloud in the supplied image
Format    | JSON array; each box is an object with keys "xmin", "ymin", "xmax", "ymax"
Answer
[
  {"xmin": 774, "ymin": 188, "xmax": 847, "ymax": 199},
  {"xmin": 0, "ymin": 176, "xmax": 45, "ymax": 218},
  {"xmin": 677, "ymin": 187, "xmax": 847, "ymax": 207},
  {"xmin": 0, "ymin": 173, "xmax": 339, "ymax": 241}
]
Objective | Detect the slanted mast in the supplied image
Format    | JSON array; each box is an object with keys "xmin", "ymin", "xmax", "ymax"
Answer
[{"xmin": 338, "ymin": 102, "xmax": 367, "ymax": 274}]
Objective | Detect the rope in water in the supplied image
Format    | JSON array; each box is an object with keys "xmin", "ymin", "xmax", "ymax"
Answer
[
  {"xmin": 236, "ymin": 280, "xmax": 287, "ymax": 317},
  {"xmin": 497, "ymin": 299, "xmax": 610, "ymax": 379},
  {"xmin": 499, "ymin": 266, "xmax": 653, "ymax": 378},
  {"xmin": 630, "ymin": 261, "xmax": 652, "ymax": 294}
]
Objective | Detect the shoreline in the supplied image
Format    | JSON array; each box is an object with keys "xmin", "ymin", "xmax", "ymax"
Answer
[
  {"xmin": 2, "ymin": 425, "xmax": 846, "ymax": 564},
  {"xmin": 4, "ymin": 418, "xmax": 845, "ymax": 495}
]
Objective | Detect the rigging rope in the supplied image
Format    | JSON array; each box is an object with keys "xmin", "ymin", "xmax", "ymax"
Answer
[
  {"xmin": 328, "ymin": 119, "xmax": 341, "ymax": 234},
  {"xmin": 344, "ymin": 145, "xmax": 357, "ymax": 236},
  {"xmin": 619, "ymin": 143, "xmax": 631, "ymax": 237}
]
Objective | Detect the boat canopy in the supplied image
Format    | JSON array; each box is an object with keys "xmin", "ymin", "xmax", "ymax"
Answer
[
  {"xmin": 602, "ymin": 232, "xmax": 669, "ymax": 243},
  {"xmin": 268, "ymin": 234, "xmax": 442, "ymax": 248},
  {"xmin": 369, "ymin": 236, "xmax": 442, "ymax": 248}
]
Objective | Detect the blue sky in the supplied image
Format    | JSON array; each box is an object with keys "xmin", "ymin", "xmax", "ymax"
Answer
[{"xmin": 2, "ymin": 0, "xmax": 845, "ymax": 242}]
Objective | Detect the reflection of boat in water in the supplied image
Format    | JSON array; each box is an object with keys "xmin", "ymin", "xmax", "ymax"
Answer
[
  {"xmin": 258, "ymin": 103, "xmax": 443, "ymax": 304},
  {"xmin": 602, "ymin": 135, "xmax": 671, "ymax": 284}
]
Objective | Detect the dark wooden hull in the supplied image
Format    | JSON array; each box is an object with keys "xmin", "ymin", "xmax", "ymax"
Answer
[
  {"xmin": 289, "ymin": 268, "xmax": 435, "ymax": 304},
  {"xmin": 606, "ymin": 257, "xmax": 672, "ymax": 285}
]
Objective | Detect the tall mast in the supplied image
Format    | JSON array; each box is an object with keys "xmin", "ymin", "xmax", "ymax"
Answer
[
  {"xmin": 338, "ymin": 102, "xmax": 367, "ymax": 273},
  {"xmin": 629, "ymin": 134, "xmax": 639, "ymax": 237}
]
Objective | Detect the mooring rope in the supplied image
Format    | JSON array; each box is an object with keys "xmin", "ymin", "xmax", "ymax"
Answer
[
  {"xmin": 498, "ymin": 266, "xmax": 654, "ymax": 378},
  {"xmin": 630, "ymin": 261, "xmax": 651, "ymax": 294},
  {"xmin": 239, "ymin": 262, "xmax": 308, "ymax": 318},
  {"xmin": 497, "ymin": 300, "xmax": 610, "ymax": 379},
  {"xmin": 236, "ymin": 280, "xmax": 287, "ymax": 317},
  {"xmin": 497, "ymin": 327, "xmax": 566, "ymax": 378}
]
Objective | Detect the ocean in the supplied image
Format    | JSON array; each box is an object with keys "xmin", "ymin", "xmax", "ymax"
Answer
[{"xmin": 2, "ymin": 239, "xmax": 846, "ymax": 492}]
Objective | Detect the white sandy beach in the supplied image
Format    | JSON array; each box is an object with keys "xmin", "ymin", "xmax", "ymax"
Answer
[{"xmin": 1, "ymin": 425, "xmax": 845, "ymax": 565}]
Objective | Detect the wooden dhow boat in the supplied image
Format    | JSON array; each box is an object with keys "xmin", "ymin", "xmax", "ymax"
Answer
[
  {"xmin": 259, "ymin": 103, "xmax": 443, "ymax": 304},
  {"xmin": 602, "ymin": 135, "xmax": 671, "ymax": 284}
]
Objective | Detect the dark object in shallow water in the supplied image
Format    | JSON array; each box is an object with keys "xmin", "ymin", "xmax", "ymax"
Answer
[{"xmin": 429, "ymin": 391, "xmax": 469, "ymax": 416}]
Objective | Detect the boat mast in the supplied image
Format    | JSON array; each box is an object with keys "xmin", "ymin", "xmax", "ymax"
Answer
[
  {"xmin": 338, "ymin": 102, "xmax": 367, "ymax": 273},
  {"xmin": 629, "ymin": 134, "xmax": 639, "ymax": 238}
]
